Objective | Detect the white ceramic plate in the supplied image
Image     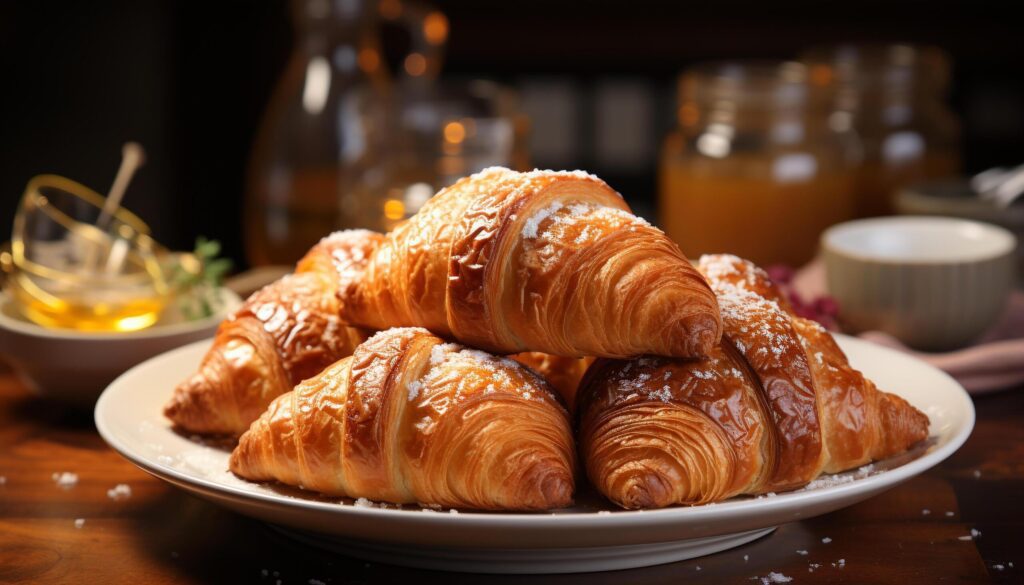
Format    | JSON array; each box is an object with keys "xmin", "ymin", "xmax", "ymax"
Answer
[{"xmin": 95, "ymin": 334, "xmax": 974, "ymax": 574}]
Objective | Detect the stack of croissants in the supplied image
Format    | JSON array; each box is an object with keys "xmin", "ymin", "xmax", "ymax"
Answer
[{"xmin": 165, "ymin": 167, "xmax": 929, "ymax": 511}]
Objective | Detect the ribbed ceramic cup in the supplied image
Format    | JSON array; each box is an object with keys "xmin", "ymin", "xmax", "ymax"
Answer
[{"xmin": 822, "ymin": 216, "xmax": 1017, "ymax": 351}]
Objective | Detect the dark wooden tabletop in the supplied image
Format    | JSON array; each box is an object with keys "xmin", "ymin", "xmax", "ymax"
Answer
[{"xmin": 0, "ymin": 368, "xmax": 1020, "ymax": 585}]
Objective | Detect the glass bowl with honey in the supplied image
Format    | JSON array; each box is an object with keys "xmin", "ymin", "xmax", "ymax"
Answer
[{"xmin": 3, "ymin": 174, "xmax": 170, "ymax": 332}]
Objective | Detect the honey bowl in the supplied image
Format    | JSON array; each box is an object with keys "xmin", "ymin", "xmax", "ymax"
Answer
[
  {"xmin": 6, "ymin": 174, "xmax": 170, "ymax": 332},
  {"xmin": 0, "ymin": 287, "xmax": 241, "ymax": 407},
  {"xmin": 0, "ymin": 174, "xmax": 242, "ymax": 405}
]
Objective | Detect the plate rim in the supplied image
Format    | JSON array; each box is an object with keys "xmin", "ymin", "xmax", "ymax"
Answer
[{"xmin": 94, "ymin": 333, "xmax": 976, "ymax": 529}]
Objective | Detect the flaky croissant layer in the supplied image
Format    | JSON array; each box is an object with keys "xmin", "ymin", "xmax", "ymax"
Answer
[
  {"xmin": 340, "ymin": 167, "xmax": 722, "ymax": 359},
  {"xmin": 164, "ymin": 230, "xmax": 381, "ymax": 435},
  {"xmin": 230, "ymin": 327, "xmax": 576, "ymax": 511},
  {"xmin": 578, "ymin": 254, "xmax": 929, "ymax": 509}
]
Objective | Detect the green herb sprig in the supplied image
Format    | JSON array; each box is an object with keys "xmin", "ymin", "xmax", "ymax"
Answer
[{"xmin": 170, "ymin": 237, "xmax": 232, "ymax": 320}]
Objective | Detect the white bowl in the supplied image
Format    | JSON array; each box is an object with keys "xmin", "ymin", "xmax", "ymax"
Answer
[
  {"xmin": 0, "ymin": 289, "xmax": 241, "ymax": 406},
  {"xmin": 822, "ymin": 216, "xmax": 1017, "ymax": 350}
]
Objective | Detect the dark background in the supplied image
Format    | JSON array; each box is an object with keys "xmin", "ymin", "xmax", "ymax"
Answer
[{"xmin": 1, "ymin": 0, "xmax": 1021, "ymax": 269}]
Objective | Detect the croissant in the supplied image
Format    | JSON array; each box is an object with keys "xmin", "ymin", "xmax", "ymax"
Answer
[
  {"xmin": 340, "ymin": 167, "xmax": 722, "ymax": 359},
  {"xmin": 230, "ymin": 327, "xmax": 576, "ymax": 511},
  {"xmin": 164, "ymin": 230, "xmax": 382, "ymax": 435},
  {"xmin": 512, "ymin": 352, "xmax": 593, "ymax": 411},
  {"xmin": 578, "ymin": 254, "xmax": 929, "ymax": 509}
]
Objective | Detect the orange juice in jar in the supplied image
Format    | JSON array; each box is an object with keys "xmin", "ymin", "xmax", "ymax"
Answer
[{"xmin": 659, "ymin": 62, "xmax": 859, "ymax": 267}]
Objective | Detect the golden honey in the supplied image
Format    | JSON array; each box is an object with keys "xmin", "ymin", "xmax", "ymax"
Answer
[{"xmin": 5, "ymin": 270, "xmax": 165, "ymax": 332}]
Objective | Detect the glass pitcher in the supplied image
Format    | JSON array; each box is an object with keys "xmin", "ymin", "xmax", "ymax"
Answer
[{"xmin": 246, "ymin": 0, "xmax": 440, "ymax": 266}]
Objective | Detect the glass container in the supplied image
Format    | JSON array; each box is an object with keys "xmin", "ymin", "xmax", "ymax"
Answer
[
  {"xmin": 379, "ymin": 80, "xmax": 528, "ymax": 222},
  {"xmin": 801, "ymin": 43, "xmax": 961, "ymax": 217},
  {"xmin": 3, "ymin": 175, "xmax": 169, "ymax": 332},
  {"xmin": 245, "ymin": 0, "xmax": 393, "ymax": 266},
  {"xmin": 659, "ymin": 61, "xmax": 860, "ymax": 267}
]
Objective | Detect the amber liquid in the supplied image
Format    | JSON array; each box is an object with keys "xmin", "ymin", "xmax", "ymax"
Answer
[
  {"xmin": 245, "ymin": 164, "xmax": 433, "ymax": 266},
  {"xmin": 5, "ymin": 271, "xmax": 165, "ymax": 332},
  {"xmin": 246, "ymin": 167, "xmax": 400, "ymax": 266},
  {"xmin": 660, "ymin": 155, "xmax": 856, "ymax": 267}
]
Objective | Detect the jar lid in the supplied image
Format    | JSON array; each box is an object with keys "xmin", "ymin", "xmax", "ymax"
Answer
[
  {"xmin": 801, "ymin": 43, "xmax": 951, "ymax": 94},
  {"xmin": 679, "ymin": 60, "xmax": 810, "ymax": 108}
]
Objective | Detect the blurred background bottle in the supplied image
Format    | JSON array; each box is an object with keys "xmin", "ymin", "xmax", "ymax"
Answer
[
  {"xmin": 245, "ymin": 0, "xmax": 391, "ymax": 266},
  {"xmin": 802, "ymin": 43, "xmax": 961, "ymax": 218},
  {"xmin": 244, "ymin": 0, "xmax": 528, "ymax": 265},
  {"xmin": 659, "ymin": 61, "xmax": 860, "ymax": 267}
]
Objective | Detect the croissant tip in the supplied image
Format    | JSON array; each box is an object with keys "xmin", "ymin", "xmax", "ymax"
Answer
[
  {"xmin": 227, "ymin": 441, "xmax": 245, "ymax": 475},
  {"xmin": 614, "ymin": 474, "xmax": 675, "ymax": 510},
  {"xmin": 162, "ymin": 381, "xmax": 192, "ymax": 423},
  {"xmin": 694, "ymin": 323, "xmax": 723, "ymax": 355},
  {"xmin": 163, "ymin": 374, "xmax": 241, "ymax": 436},
  {"xmin": 515, "ymin": 461, "xmax": 575, "ymax": 510},
  {"xmin": 540, "ymin": 473, "xmax": 575, "ymax": 510}
]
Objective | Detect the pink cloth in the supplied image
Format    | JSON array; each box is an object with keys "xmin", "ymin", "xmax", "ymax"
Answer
[{"xmin": 791, "ymin": 258, "xmax": 1024, "ymax": 395}]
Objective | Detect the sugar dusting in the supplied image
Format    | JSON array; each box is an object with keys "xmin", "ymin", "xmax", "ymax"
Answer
[
  {"xmin": 405, "ymin": 340, "xmax": 561, "ymax": 436},
  {"xmin": 522, "ymin": 201, "xmax": 564, "ymax": 239},
  {"xmin": 802, "ymin": 464, "xmax": 877, "ymax": 490},
  {"xmin": 107, "ymin": 484, "xmax": 132, "ymax": 501},
  {"xmin": 406, "ymin": 380, "xmax": 422, "ymax": 401},
  {"xmin": 521, "ymin": 201, "xmax": 649, "ymax": 243},
  {"xmin": 470, "ymin": 166, "xmax": 603, "ymax": 185},
  {"xmin": 53, "ymin": 472, "xmax": 79, "ymax": 490},
  {"xmin": 757, "ymin": 572, "xmax": 793, "ymax": 583},
  {"xmin": 699, "ymin": 255, "xmax": 798, "ymax": 368}
]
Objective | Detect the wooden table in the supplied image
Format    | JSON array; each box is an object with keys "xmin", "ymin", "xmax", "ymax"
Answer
[{"xmin": 0, "ymin": 369, "xmax": 1020, "ymax": 584}]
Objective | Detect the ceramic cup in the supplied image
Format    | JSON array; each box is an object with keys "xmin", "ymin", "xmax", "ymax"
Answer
[{"xmin": 822, "ymin": 216, "xmax": 1017, "ymax": 351}]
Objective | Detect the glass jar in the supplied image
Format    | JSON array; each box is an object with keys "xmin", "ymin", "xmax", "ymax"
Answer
[
  {"xmin": 659, "ymin": 61, "xmax": 860, "ymax": 267},
  {"xmin": 801, "ymin": 43, "xmax": 960, "ymax": 217}
]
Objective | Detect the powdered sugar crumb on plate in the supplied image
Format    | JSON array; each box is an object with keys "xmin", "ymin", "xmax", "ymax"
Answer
[
  {"xmin": 756, "ymin": 571, "xmax": 793, "ymax": 583},
  {"xmin": 107, "ymin": 483, "xmax": 132, "ymax": 501},
  {"xmin": 53, "ymin": 472, "xmax": 78, "ymax": 489}
]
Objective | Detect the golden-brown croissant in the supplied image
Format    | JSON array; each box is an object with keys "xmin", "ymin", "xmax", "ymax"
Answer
[
  {"xmin": 340, "ymin": 167, "xmax": 722, "ymax": 359},
  {"xmin": 578, "ymin": 254, "xmax": 929, "ymax": 509},
  {"xmin": 512, "ymin": 352, "xmax": 593, "ymax": 411},
  {"xmin": 164, "ymin": 230, "xmax": 382, "ymax": 436},
  {"xmin": 230, "ymin": 327, "xmax": 576, "ymax": 511}
]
